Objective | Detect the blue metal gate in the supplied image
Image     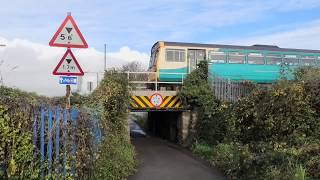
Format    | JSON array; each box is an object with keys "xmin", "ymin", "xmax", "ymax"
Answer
[{"xmin": 32, "ymin": 105, "xmax": 102, "ymax": 179}]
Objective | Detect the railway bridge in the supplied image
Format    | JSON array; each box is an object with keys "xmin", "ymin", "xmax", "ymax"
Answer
[
  {"xmin": 127, "ymin": 71, "xmax": 192, "ymax": 143},
  {"xmin": 126, "ymin": 71, "xmax": 250, "ymax": 143}
]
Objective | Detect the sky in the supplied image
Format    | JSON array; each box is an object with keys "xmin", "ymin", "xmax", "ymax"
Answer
[{"xmin": 1, "ymin": 0, "xmax": 320, "ymax": 96}]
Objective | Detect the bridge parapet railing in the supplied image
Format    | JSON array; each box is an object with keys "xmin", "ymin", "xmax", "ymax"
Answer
[
  {"xmin": 209, "ymin": 73, "xmax": 254, "ymax": 102},
  {"xmin": 125, "ymin": 71, "xmax": 187, "ymax": 91}
]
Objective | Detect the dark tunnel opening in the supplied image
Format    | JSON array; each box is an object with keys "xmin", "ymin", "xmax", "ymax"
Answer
[{"xmin": 147, "ymin": 111, "xmax": 181, "ymax": 143}]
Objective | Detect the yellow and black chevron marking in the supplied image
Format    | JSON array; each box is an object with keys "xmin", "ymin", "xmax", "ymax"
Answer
[{"xmin": 130, "ymin": 96, "xmax": 183, "ymax": 109}]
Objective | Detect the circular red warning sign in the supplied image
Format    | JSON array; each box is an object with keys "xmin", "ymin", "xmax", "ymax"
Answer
[{"xmin": 150, "ymin": 93, "xmax": 163, "ymax": 107}]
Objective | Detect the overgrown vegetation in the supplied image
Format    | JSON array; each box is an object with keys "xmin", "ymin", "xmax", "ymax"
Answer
[
  {"xmin": 86, "ymin": 71, "xmax": 136, "ymax": 179},
  {"xmin": 180, "ymin": 61, "xmax": 320, "ymax": 179},
  {"xmin": 0, "ymin": 87, "xmax": 44, "ymax": 179},
  {"xmin": 0, "ymin": 70, "xmax": 136, "ymax": 179}
]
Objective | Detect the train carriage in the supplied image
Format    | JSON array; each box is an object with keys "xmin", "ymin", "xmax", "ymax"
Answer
[{"xmin": 148, "ymin": 41, "xmax": 320, "ymax": 87}]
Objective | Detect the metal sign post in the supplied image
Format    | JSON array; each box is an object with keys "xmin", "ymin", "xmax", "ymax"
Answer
[
  {"xmin": 66, "ymin": 84, "xmax": 71, "ymax": 109},
  {"xmin": 50, "ymin": 12, "xmax": 88, "ymax": 109}
]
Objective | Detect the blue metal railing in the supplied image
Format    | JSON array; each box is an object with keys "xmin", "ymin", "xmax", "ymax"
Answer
[{"xmin": 32, "ymin": 105, "xmax": 101, "ymax": 179}]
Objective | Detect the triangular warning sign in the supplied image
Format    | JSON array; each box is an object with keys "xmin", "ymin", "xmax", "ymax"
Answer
[
  {"xmin": 49, "ymin": 15, "xmax": 88, "ymax": 48},
  {"xmin": 53, "ymin": 49, "xmax": 84, "ymax": 76}
]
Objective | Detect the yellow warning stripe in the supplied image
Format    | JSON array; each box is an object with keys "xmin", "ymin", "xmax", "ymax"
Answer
[
  {"xmin": 129, "ymin": 95, "xmax": 183, "ymax": 109},
  {"xmin": 174, "ymin": 101, "xmax": 182, "ymax": 108},
  {"xmin": 160, "ymin": 96, "xmax": 173, "ymax": 108},
  {"xmin": 140, "ymin": 96, "xmax": 154, "ymax": 108},
  {"xmin": 167, "ymin": 97, "xmax": 179, "ymax": 108},
  {"xmin": 132, "ymin": 96, "xmax": 146, "ymax": 108},
  {"xmin": 130, "ymin": 101, "xmax": 138, "ymax": 108}
]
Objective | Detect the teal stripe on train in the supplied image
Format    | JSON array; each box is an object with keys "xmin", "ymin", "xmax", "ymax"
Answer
[
  {"xmin": 158, "ymin": 64, "xmax": 297, "ymax": 83},
  {"xmin": 209, "ymin": 64, "xmax": 297, "ymax": 83},
  {"xmin": 159, "ymin": 67, "xmax": 188, "ymax": 82}
]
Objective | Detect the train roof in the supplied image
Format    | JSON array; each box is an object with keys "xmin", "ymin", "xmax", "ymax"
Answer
[{"xmin": 157, "ymin": 41, "xmax": 320, "ymax": 54}]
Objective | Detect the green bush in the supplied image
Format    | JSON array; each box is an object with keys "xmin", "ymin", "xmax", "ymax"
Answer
[
  {"xmin": 0, "ymin": 71, "xmax": 136, "ymax": 179},
  {"xmin": 179, "ymin": 61, "xmax": 220, "ymax": 144},
  {"xmin": 180, "ymin": 64, "xmax": 320, "ymax": 179},
  {"xmin": 88, "ymin": 71, "xmax": 136, "ymax": 179},
  {"xmin": 210, "ymin": 143, "xmax": 253, "ymax": 179},
  {"xmin": 93, "ymin": 134, "xmax": 135, "ymax": 179},
  {"xmin": 0, "ymin": 87, "xmax": 42, "ymax": 179},
  {"xmin": 191, "ymin": 141, "xmax": 213, "ymax": 159}
]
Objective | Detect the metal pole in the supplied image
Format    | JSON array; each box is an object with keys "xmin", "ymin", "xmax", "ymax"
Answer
[
  {"xmin": 104, "ymin": 43, "xmax": 107, "ymax": 71},
  {"xmin": 96, "ymin": 72, "xmax": 99, "ymax": 87},
  {"xmin": 155, "ymin": 73, "xmax": 158, "ymax": 91},
  {"xmin": 0, "ymin": 44, "xmax": 6, "ymax": 86},
  {"xmin": 66, "ymin": 85, "xmax": 71, "ymax": 109},
  {"xmin": 77, "ymin": 76, "xmax": 82, "ymax": 93}
]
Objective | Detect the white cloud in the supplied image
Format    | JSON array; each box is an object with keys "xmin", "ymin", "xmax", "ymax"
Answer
[
  {"xmin": 229, "ymin": 20, "xmax": 320, "ymax": 50},
  {"xmin": 0, "ymin": 37, "xmax": 149, "ymax": 96}
]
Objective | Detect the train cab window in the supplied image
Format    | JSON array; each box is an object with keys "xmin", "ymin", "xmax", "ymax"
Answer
[
  {"xmin": 228, "ymin": 52, "xmax": 245, "ymax": 64},
  {"xmin": 150, "ymin": 49, "xmax": 159, "ymax": 67},
  {"xmin": 266, "ymin": 54, "xmax": 282, "ymax": 65},
  {"xmin": 209, "ymin": 51, "xmax": 226, "ymax": 63},
  {"xmin": 300, "ymin": 55, "xmax": 316, "ymax": 66},
  {"xmin": 166, "ymin": 49, "xmax": 185, "ymax": 62},
  {"xmin": 283, "ymin": 55, "xmax": 299, "ymax": 65},
  {"xmin": 248, "ymin": 53, "xmax": 264, "ymax": 64}
]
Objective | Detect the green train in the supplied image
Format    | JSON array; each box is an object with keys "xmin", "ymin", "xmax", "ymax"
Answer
[{"xmin": 148, "ymin": 41, "xmax": 320, "ymax": 84}]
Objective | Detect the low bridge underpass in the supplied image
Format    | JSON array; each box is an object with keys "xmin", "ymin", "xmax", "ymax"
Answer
[
  {"xmin": 127, "ymin": 72, "xmax": 190, "ymax": 142},
  {"xmin": 127, "ymin": 71, "xmax": 226, "ymax": 179},
  {"xmin": 129, "ymin": 90, "xmax": 191, "ymax": 143}
]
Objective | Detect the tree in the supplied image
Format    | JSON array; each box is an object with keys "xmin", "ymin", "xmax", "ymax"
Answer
[{"xmin": 121, "ymin": 61, "xmax": 145, "ymax": 72}]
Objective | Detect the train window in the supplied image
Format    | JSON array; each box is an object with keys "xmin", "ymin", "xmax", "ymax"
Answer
[
  {"xmin": 209, "ymin": 51, "xmax": 226, "ymax": 63},
  {"xmin": 228, "ymin": 52, "xmax": 245, "ymax": 64},
  {"xmin": 266, "ymin": 54, "xmax": 282, "ymax": 65},
  {"xmin": 150, "ymin": 49, "xmax": 159, "ymax": 67},
  {"xmin": 248, "ymin": 53, "xmax": 264, "ymax": 64},
  {"xmin": 166, "ymin": 49, "xmax": 185, "ymax": 62},
  {"xmin": 283, "ymin": 55, "xmax": 299, "ymax": 65},
  {"xmin": 300, "ymin": 55, "xmax": 316, "ymax": 66}
]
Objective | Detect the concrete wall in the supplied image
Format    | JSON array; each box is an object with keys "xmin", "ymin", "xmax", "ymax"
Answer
[{"xmin": 177, "ymin": 110, "xmax": 197, "ymax": 145}]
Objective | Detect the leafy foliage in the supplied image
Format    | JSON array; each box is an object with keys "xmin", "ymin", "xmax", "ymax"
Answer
[
  {"xmin": 191, "ymin": 141, "xmax": 213, "ymax": 159},
  {"xmin": 232, "ymin": 80, "xmax": 319, "ymax": 144},
  {"xmin": 0, "ymin": 87, "xmax": 42, "ymax": 179},
  {"xmin": 179, "ymin": 61, "xmax": 220, "ymax": 143},
  {"xmin": 182, "ymin": 64, "xmax": 320, "ymax": 179},
  {"xmin": 87, "ymin": 71, "xmax": 136, "ymax": 179},
  {"xmin": 0, "ymin": 71, "xmax": 136, "ymax": 180}
]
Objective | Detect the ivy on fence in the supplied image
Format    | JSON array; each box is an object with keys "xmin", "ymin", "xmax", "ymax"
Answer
[
  {"xmin": 0, "ymin": 89, "xmax": 102, "ymax": 179},
  {"xmin": 32, "ymin": 105, "xmax": 101, "ymax": 179},
  {"xmin": 1, "ymin": 71, "xmax": 136, "ymax": 180}
]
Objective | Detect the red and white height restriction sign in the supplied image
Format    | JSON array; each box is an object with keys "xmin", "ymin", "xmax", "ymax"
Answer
[
  {"xmin": 49, "ymin": 14, "xmax": 88, "ymax": 48},
  {"xmin": 150, "ymin": 93, "xmax": 163, "ymax": 107},
  {"xmin": 52, "ymin": 48, "xmax": 84, "ymax": 76}
]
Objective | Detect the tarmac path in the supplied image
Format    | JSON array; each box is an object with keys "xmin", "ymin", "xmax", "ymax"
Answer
[{"xmin": 128, "ymin": 137, "xmax": 226, "ymax": 180}]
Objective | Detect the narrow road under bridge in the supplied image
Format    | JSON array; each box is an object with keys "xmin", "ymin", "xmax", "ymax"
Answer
[{"xmin": 128, "ymin": 137, "xmax": 226, "ymax": 180}]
